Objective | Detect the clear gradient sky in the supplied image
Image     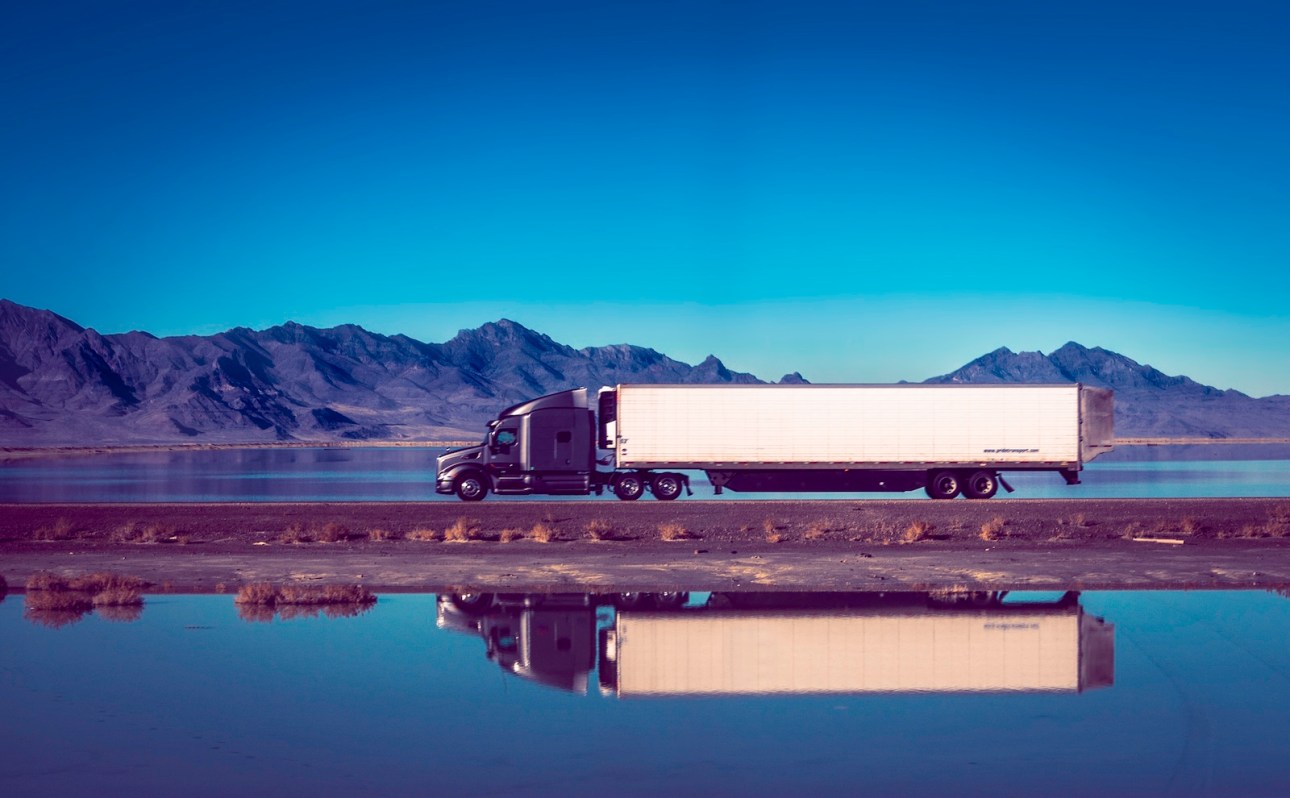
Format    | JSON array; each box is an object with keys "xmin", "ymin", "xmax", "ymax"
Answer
[{"xmin": 3, "ymin": 1, "xmax": 1288, "ymax": 394}]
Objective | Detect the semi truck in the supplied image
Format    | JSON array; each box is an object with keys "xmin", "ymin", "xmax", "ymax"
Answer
[
  {"xmin": 435, "ymin": 591, "xmax": 1116, "ymax": 697},
  {"xmin": 435, "ymin": 383, "xmax": 1114, "ymax": 501}
]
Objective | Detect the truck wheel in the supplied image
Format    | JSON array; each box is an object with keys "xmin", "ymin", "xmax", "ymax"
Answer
[
  {"xmin": 924, "ymin": 470, "xmax": 961, "ymax": 500},
  {"xmin": 447, "ymin": 593, "xmax": 495, "ymax": 614},
  {"xmin": 963, "ymin": 470, "xmax": 999, "ymax": 499},
  {"xmin": 615, "ymin": 592, "xmax": 651, "ymax": 609},
  {"xmin": 652, "ymin": 473, "xmax": 683, "ymax": 501},
  {"xmin": 614, "ymin": 475, "xmax": 644, "ymax": 501},
  {"xmin": 454, "ymin": 473, "xmax": 489, "ymax": 502}
]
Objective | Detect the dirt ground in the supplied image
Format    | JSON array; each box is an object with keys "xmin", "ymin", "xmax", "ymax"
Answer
[{"xmin": 2, "ymin": 498, "xmax": 1288, "ymax": 592}]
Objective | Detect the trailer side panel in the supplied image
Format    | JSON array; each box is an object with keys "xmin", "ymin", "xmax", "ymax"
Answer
[{"xmin": 615, "ymin": 384, "xmax": 1082, "ymax": 468}]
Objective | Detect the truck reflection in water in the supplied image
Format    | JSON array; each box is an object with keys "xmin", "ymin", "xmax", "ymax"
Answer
[{"xmin": 436, "ymin": 591, "xmax": 1115, "ymax": 697}]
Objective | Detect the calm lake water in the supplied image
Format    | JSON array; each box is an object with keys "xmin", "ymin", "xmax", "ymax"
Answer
[
  {"xmin": 2, "ymin": 589, "xmax": 1289, "ymax": 796},
  {"xmin": 1, "ymin": 447, "xmax": 1288, "ymax": 502}
]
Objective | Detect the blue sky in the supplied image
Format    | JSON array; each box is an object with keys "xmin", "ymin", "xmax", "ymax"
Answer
[{"xmin": 3, "ymin": 1, "xmax": 1288, "ymax": 394}]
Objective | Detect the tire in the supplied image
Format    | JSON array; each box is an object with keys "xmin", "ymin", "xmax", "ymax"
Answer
[
  {"xmin": 652, "ymin": 591, "xmax": 688, "ymax": 610},
  {"xmin": 614, "ymin": 474, "xmax": 644, "ymax": 501},
  {"xmin": 454, "ymin": 472, "xmax": 489, "ymax": 502},
  {"xmin": 447, "ymin": 593, "xmax": 495, "ymax": 614},
  {"xmin": 652, "ymin": 473, "xmax": 683, "ymax": 501},
  {"xmin": 963, "ymin": 470, "xmax": 999, "ymax": 500},
  {"xmin": 925, "ymin": 470, "xmax": 961, "ymax": 500}
]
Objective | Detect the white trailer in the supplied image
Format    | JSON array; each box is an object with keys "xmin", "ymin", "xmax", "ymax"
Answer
[
  {"xmin": 602, "ymin": 605, "xmax": 1115, "ymax": 697},
  {"xmin": 602, "ymin": 383, "xmax": 1113, "ymax": 499}
]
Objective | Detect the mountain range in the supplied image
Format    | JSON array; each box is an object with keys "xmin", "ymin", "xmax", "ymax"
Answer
[{"xmin": 1, "ymin": 298, "xmax": 1286, "ymax": 446}]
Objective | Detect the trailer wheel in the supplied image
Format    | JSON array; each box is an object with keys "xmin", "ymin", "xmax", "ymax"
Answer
[
  {"xmin": 653, "ymin": 591, "xmax": 688, "ymax": 610},
  {"xmin": 652, "ymin": 473, "xmax": 683, "ymax": 501},
  {"xmin": 963, "ymin": 470, "xmax": 999, "ymax": 499},
  {"xmin": 925, "ymin": 470, "xmax": 961, "ymax": 500},
  {"xmin": 614, "ymin": 474, "xmax": 644, "ymax": 501},
  {"xmin": 454, "ymin": 472, "xmax": 489, "ymax": 502}
]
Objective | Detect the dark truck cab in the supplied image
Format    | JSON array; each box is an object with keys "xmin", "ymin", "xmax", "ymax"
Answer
[{"xmin": 435, "ymin": 388, "xmax": 601, "ymax": 501}]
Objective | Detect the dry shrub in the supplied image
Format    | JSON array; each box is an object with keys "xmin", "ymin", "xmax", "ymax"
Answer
[
  {"xmin": 111, "ymin": 522, "xmax": 141, "ymax": 542},
  {"xmin": 1219, "ymin": 524, "xmax": 1268, "ymax": 540},
  {"xmin": 738, "ymin": 522, "xmax": 756, "ymax": 533},
  {"xmin": 277, "ymin": 584, "xmax": 375, "ymax": 606},
  {"xmin": 1120, "ymin": 521, "xmax": 1144, "ymax": 540},
  {"xmin": 92, "ymin": 588, "xmax": 143, "ymax": 607},
  {"xmin": 317, "ymin": 522, "xmax": 350, "ymax": 543},
  {"xmin": 233, "ymin": 582, "xmax": 375, "ymax": 621},
  {"xmin": 852, "ymin": 520, "xmax": 897, "ymax": 543},
  {"xmin": 112, "ymin": 522, "xmax": 176, "ymax": 543},
  {"xmin": 141, "ymin": 523, "xmax": 176, "ymax": 543},
  {"xmin": 660, "ymin": 522, "xmax": 695, "ymax": 541},
  {"xmin": 585, "ymin": 519, "xmax": 615, "ymax": 541},
  {"xmin": 1266, "ymin": 505, "xmax": 1290, "ymax": 537},
  {"xmin": 530, "ymin": 523, "xmax": 557, "ymax": 543},
  {"xmin": 762, "ymin": 518, "xmax": 778, "ymax": 535},
  {"xmin": 214, "ymin": 582, "xmax": 228, "ymax": 594},
  {"xmin": 235, "ymin": 583, "xmax": 279, "ymax": 605},
  {"xmin": 803, "ymin": 520, "xmax": 832, "ymax": 541},
  {"xmin": 444, "ymin": 517, "xmax": 480, "ymax": 543},
  {"xmin": 22, "ymin": 571, "xmax": 147, "ymax": 623},
  {"xmin": 279, "ymin": 523, "xmax": 312, "ymax": 544},
  {"xmin": 902, "ymin": 520, "xmax": 933, "ymax": 543},
  {"xmin": 34, "ymin": 518, "xmax": 77, "ymax": 541},
  {"xmin": 980, "ymin": 516, "xmax": 1005, "ymax": 541},
  {"xmin": 1178, "ymin": 517, "xmax": 1200, "ymax": 536},
  {"xmin": 26, "ymin": 571, "xmax": 69, "ymax": 591},
  {"xmin": 68, "ymin": 572, "xmax": 145, "ymax": 593},
  {"xmin": 499, "ymin": 528, "xmax": 524, "ymax": 543},
  {"xmin": 1269, "ymin": 503, "xmax": 1290, "ymax": 524},
  {"xmin": 407, "ymin": 527, "xmax": 442, "ymax": 542},
  {"xmin": 367, "ymin": 528, "xmax": 400, "ymax": 542},
  {"xmin": 766, "ymin": 530, "xmax": 787, "ymax": 543},
  {"xmin": 25, "ymin": 590, "xmax": 94, "ymax": 612}
]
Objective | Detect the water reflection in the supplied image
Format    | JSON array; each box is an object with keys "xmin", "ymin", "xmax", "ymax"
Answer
[
  {"xmin": 6, "ymin": 590, "xmax": 1290, "ymax": 796},
  {"xmin": 236, "ymin": 601, "xmax": 375, "ymax": 623},
  {"xmin": 22, "ymin": 592, "xmax": 146, "ymax": 627},
  {"xmin": 436, "ymin": 591, "xmax": 1114, "ymax": 697}
]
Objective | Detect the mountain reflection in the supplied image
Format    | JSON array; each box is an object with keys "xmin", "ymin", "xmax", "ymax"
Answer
[{"xmin": 436, "ymin": 591, "xmax": 1115, "ymax": 697}]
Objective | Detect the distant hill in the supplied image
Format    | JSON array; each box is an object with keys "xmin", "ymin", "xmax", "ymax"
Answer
[
  {"xmin": 1, "ymin": 299, "xmax": 1287, "ymax": 446},
  {"xmin": 925, "ymin": 343, "xmax": 1290, "ymax": 438}
]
